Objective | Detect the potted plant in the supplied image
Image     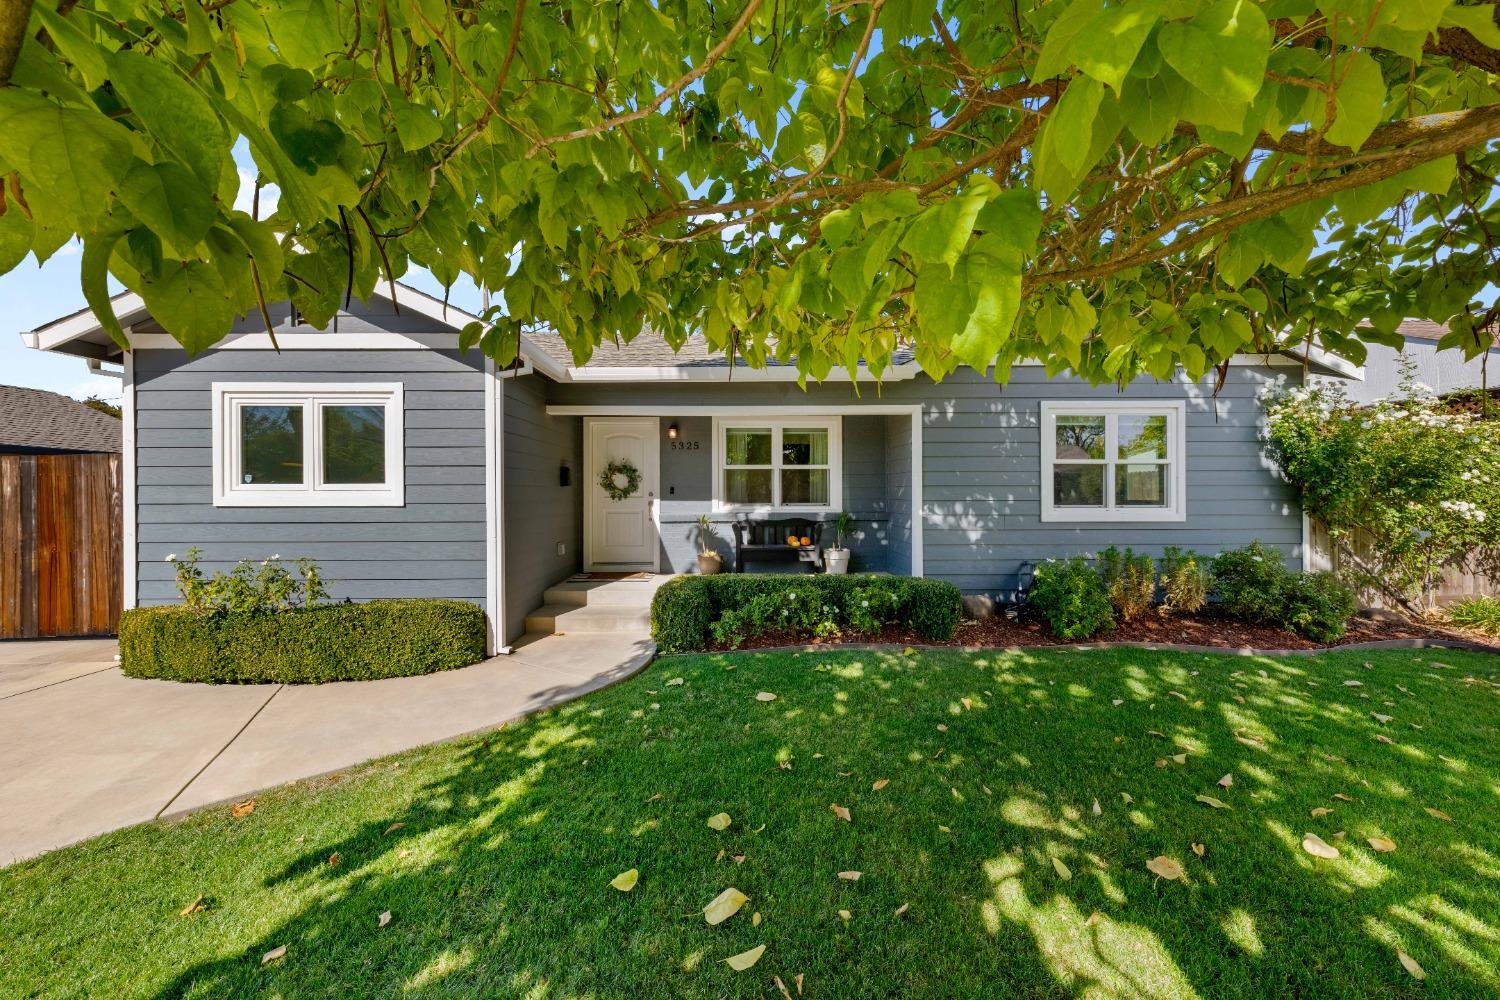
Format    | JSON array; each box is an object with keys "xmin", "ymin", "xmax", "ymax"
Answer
[
  {"xmin": 696, "ymin": 513, "xmax": 723, "ymax": 575},
  {"xmin": 825, "ymin": 511, "xmax": 854, "ymax": 574}
]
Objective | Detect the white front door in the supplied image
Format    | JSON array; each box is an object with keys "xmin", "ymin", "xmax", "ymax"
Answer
[{"xmin": 585, "ymin": 417, "xmax": 660, "ymax": 570}]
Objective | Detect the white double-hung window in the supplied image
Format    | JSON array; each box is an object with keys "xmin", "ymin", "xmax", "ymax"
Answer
[
  {"xmin": 713, "ymin": 417, "xmax": 841, "ymax": 511},
  {"xmin": 212, "ymin": 383, "xmax": 405, "ymax": 506},
  {"xmin": 1040, "ymin": 401, "xmax": 1185, "ymax": 522}
]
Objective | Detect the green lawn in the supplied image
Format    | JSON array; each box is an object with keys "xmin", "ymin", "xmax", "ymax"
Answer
[{"xmin": 3, "ymin": 647, "xmax": 1499, "ymax": 999}]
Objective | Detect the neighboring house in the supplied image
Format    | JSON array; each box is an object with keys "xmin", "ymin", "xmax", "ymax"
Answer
[
  {"xmin": 0, "ymin": 385, "xmax": 122, "ymax": 456},
  {"xmin": 1313, "ymin": 319, "xmax": 1499, "ymax": 402},
  {"xmin": 21, "ymin": 284, "xmax": 1357, "ymax": 652}
]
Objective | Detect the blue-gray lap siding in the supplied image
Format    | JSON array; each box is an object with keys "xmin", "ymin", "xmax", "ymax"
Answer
[
  {"xmin": 545, "ymin": 365, "xmax": 1304, "ymax": 599},
  {"xmin": 501, "ymin": 374, "xmax": 583, "ymax": 643},
  {"xmin": 132, "ymin": 347, "xmax": 488, "ymax": 607}
]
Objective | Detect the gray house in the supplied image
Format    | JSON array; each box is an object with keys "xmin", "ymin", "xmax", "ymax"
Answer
[
  {"xmin": 1311, "ymin": 319, "xmax": 1498, "ymax": 403},
  {"xmin": 22, "ymin": 284, "xmax": 1356, "ymax": 652}
]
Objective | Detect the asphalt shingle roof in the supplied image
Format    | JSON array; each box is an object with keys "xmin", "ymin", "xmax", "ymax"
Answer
[{"xmin": 0, "ymin": 385, "xmax": 122, "ymax": 454}]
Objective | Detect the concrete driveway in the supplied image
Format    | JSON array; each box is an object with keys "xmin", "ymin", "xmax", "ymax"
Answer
[{"xmin": 0, "ymin": 633, "xmax": 654, "ymax": 866}]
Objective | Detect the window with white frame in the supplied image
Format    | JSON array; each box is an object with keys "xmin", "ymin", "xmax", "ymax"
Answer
[
  {"xmin": 714, "ymin": 417, "xmax": 841, "ymax": 510},
  {"xmin": 212, "ymin": 383, "xmax": 405, "ymax": 506},
  {"xmin": 1040, "ymin": 401, "xmax": 1185, "ymax": 521}
]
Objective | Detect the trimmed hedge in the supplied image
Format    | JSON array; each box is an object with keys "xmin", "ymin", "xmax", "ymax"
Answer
[
  {"xmin": 119, "ymin": 599, "xmax": 488, "ymax": 684},
  {"xmin": 651, "ymin": 574, "xmax": 963, "ymax": 652}
]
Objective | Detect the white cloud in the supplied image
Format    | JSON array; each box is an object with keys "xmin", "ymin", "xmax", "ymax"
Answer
[{"xmin": 233, "ymin": 169, "xmax": 281, "ymax": 218}]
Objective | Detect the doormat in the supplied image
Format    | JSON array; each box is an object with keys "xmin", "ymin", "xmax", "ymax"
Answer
[{"xmin": 569, "ymin": 572, "xmax": 654, "ymax": 581}]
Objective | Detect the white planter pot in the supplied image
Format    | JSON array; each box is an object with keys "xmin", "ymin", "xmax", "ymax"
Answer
[{"xmin": 824, "ymin": 548, "xmax": 851, "ymax": 574}]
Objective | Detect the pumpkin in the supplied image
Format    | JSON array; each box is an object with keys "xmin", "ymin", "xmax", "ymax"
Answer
[{"xmin": 800, "ymin": 536, "xmax": 813, "ymax": 547}]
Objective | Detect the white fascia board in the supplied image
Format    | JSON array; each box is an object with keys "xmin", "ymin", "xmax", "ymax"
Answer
[{"xmin": 548, "ymin": 403, "xmax": 923, "ymax": 417}]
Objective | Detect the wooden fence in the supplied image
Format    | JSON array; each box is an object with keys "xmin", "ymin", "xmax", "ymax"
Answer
[
  {"xmin": 1306, "ymin": 517, "xmax": 1496, "ymax": 608},
  {"xmin": 0, "ymin": 453, "xmax": 123, "ymax": 639}
]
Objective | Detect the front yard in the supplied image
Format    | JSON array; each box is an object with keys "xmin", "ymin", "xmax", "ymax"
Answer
[{"xmin": 3, "ymin": 646, "xmax": 1498, "ymax": 998}]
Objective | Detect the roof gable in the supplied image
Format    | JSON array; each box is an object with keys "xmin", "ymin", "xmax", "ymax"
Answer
[{"xmin": 0, "ymin": 385, "xmax": 121, "ymax": 454}]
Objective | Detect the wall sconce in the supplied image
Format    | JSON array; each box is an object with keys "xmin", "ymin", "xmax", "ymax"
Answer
[{"xmin": 667, "ymin": 423, "xmax": 680, "ymax": 440}]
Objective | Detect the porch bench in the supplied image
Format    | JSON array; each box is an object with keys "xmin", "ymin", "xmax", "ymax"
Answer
[{"xmin": 731, "ymin": 517, "xmax": 824, "ymax": 573}]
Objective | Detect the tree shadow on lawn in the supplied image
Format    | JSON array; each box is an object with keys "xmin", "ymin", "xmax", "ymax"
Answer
[{"xmin": 33, "ymin": 647, "xmax": 1500, "ymax": 999}]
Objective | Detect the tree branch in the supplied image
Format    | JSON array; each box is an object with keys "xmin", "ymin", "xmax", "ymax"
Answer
[{"xmin": 527, "ymin": 0, "xmax": 763, "ymax": 154}]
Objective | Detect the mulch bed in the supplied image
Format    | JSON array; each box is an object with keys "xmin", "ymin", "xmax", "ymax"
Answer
[{"xmin": 714, "ymin": 609, "xmax": 1500, "ymax": 653}]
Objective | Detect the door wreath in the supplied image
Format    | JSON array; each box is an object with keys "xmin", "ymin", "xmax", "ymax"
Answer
[{"xmin": 598, "ymin": 459, "xmax": 642, "ymax": 501}]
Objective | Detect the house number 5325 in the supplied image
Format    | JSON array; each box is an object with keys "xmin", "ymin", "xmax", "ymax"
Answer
[{"xmin": 670, "ymin": 440, "xmax": 700, "ymax": 450}]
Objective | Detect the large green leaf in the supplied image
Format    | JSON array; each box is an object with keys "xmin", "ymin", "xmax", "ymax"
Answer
[
  {"xmin": 900, "ymin": 183, "xmax": 991, "ymax": 270},
  {"xmin": 138, "ymin": 260, "xmax": 237, "ymax": 355},
  {"xmin": 0, "ymin": 90, "xmax": 131, "ymax": 227},
  {"xmin": 1324, "ymin": 51, "xmax": 1386, "ymax": 151},
  {"xmin": 1072, "ymin": 1, "xmax": 1162, "ymax": 92},
  {"xmin": 108, "ymin": 51, "xmax": 228, "ymax": 191},
  {"xmin": 30, "ymin": 4, "xmax": 108, "ymax": 90},
  {"xmin": 1157, "ymin": 0, "xmax": 1270, "ymax": 105},
  {"xmin": 0, "ymin": 207, "xmax": 32, "ymax": 273},
  {"xmin": 116, "ymin": 160, "xmax": 217, "ymax": 258}
]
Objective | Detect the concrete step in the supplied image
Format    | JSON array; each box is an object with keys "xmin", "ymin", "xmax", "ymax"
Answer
[
  {"xmin": 542, "ymin": 578, "xmax": 663, "ymax": 608},
  {"xmin": 523, "ymin": 603, "xmax": 653, "ymax": 635}
]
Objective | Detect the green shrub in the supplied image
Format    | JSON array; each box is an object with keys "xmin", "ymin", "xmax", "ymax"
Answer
[
  {"xmin": 119, "ymin": 599, "xmax": 487, "ymax": 684},
  {"xmin": 1283, "ymin": 572, "xmax": 1358, "ymax": 643},
  {"xmin": 1448, "ymin": 596, "xmax": 1500, "ymax": 636},
  {"xmin": 650, "ymin": 577, "xmax": 713, "ymax": 652},
  {"xmin": 1028, "ymin": 557, "xmax": 1115, "ymax": 639},
  {"xmin": 167, "ymin": 547, "xmax": 328, "ymax": 613},
  {"xmin": 650, "ymin": 574, "xmax": 962, "ymax": 651},
  {"xmin": 1099, "ymin": 546, "xmax": 1156, "ymax": 620},
  {"xmin": 1160, "ymin": 547, "xmax": 1211, "ymax": 614},
  {"xmin": 1211, "ymin": 541, "xmax": 1291, "ymax": 624},
  {"xmin": 1211, "ymin": 542, "xmax": 1357, "ymax": 641}
]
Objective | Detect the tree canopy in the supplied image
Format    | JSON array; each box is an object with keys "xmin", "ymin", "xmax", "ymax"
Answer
[{"xmin": 1, "ymin": 0, "xmax": 1497, "ymax": 384}]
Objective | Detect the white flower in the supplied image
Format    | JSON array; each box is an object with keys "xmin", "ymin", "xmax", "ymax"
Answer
[
  {"xmin": 271, "ymin": 553, "xmax": 281, "ymax": 560},
  {"xmin": 861, "ymin": 600, "xmax": 870, "ymax": 608},
  {"xmin": 164, "ymin": 553, "xmax": 177, "ymax": 562}
]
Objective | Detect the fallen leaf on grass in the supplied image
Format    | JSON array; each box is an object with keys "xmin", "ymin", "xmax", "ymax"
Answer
[
  {"xmin": 383, "ymin": 822, "xmax": 404, "ymax": 836},
  {"xmin": 775, "ymin": 976, "xmax": 793, "ymax": 1000},
  {"xmin": 1092, "ymin": 798, "xmax": 1102, "ymax": 816},
  {"xmin": 723, "ymin": 945, "xmax": 765, "ymax": 971},
  {"xmin": 1121, "ymin": 793, "xmax": 1134, "ymax": 805},
  {"xmin": 707, "ymin": 812, "xmax": 732, "ymax": 831},
  {"xmin": 838, "ymin": 909, "xmax": 852, "ymax": 920},
  {"xmin": 1196, "ymin": 795, "xmax": 1231, "ymax": 810},
  {"xmin": 796, "ymin": 973, "xmax": 804, "ymax": 995},
  {"xmin": 230, "ymin": 800, "xmax": 255, "ymax": 819},
  {"xmin": 1371, "ymin": 713, "xmax": 1393, "ymax": 724},
  {"xmin": 961, "ymin": 697, "xmax": 973, "ymax": 710},
  {"xmin": 1374, "ymin": 734, "xmax": 1396, "ymax": 745},
  {"xmin": 938, "ymin": 824, "xmax": 951, "ymax": 833},
  {"xmin": 830, "ymin": 803, "xmax": 851, "ymax": 822},
  {"xmin": 872, "ymin": 779, "xmax": 889, "ymax": 791},
  {"xmin": 704, "ymin": 887, "xmax": 750, "ymax": 925},
  {"xmin": 1084, "ymin": 911, "xmax": 1101, "ymax": 927},
  {"xmin": 755, "ymin": 692, "xmax": 778, "ymax": 702},
  {"xmin": 1192, "ymin": 843, "xmax": 1206, "ymax": 857},
  {"xmin": 1397, "ymin": 950, "xmax": 1426, "ymax": 980},
  {"xmin": 378, "ymin": 911, "xmax": 392, "ymax": 928},
  {"xmin": 1302, "ymin": 832, "xmax": 1340, "ymax": 860},
  {"xmin": 1368, "ymin": 837, "xmax": 1397, "ymax": 853},
  {"xmin": 178, "ymin": 895, "xmax": 205, "ymax": 917},
  {"xmin": 1112, "ymin": 699, "xmax": 1124, "ymax": 706},
  {"xmin": 327, "ymin": 853, "xmax": 341, "ymax": 867},
  {"xmin": 1052, "ymin": 857, "xmax": 1073, "ymax": 880},
  {"xmin": 936, "ymin": 724, "xmax": 948, "ymax": 732},
  {"xmin": 1146, "ymin": 856, "xmax": 1184, "ymax": 880},
  {"xmin": 894, "ymin": 903, "xmax": 910, "ymax": 918},
  {"xmin": 261, "ymin": 945, "xmax": 286, "ymax": 965},
  {"xmin": 1155, "ymin": 759, "xmax": 1169, "ymax": 769},
  {"xmin": 1171, "ymin": 754, "xmax": 1187, "ymax": 765},
  {"xmin": 1344, "ymin": 680, "xmax": 1363, "ymax": 687},
  {"xmin": 1333, "ymin": 793, "xmax": 1355, "ymax": 802},
  {"xmin": 753, "ymin": 911, "xmax": 762, "ymax": 926},
  {"xmin": 1425, "ymin": 807, "xmax": 1453, "ymax": 822},
  {"xmin": 1311, "ymin": 807, "xmax": 1333, "ymax": 818},
  {"xmin": 837, "ymin": 871, "xmax": 861, "ymax": 881},
  {"xmin": 610, "ymin": 869, "xmax": 639, "ymax": 892},
  {"xmin": 1218, "ymin": 773, "xmax": 1234, "ymax": 789},
  {"xmin": 666, "ymin": 677, "xmax": 685, "ymax": 686}
]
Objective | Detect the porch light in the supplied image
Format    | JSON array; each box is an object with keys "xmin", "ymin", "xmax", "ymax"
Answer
[{"xmin": 667, "ymin": 422, "xmax": 679, "ymax": 440}]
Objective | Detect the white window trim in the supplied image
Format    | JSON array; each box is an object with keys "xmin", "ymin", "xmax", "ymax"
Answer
[
  {"xmin": 711, "ymin": 416, "xmax": 843, "ymax": 513},
  {"xmin": 211, "ymin": 382, "xmax": 405, "ymax": 507},
  {"xmin": 1040, "ymin": 400, "xmax": 1186, "ymax": 523}
]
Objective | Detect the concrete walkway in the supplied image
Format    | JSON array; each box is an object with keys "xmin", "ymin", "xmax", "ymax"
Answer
[{"xmin": 0, "ymin": 631, "xmax": 654, "ymax": 866}]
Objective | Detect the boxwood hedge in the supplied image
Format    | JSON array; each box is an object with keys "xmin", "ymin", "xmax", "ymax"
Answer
[
  {"xmin": 651, "ymin": 574, "xmax": 962, "ymax": 652},
  {"xmin": 118, "ymin": 599, "xmax": 487, "ymax": 684}
]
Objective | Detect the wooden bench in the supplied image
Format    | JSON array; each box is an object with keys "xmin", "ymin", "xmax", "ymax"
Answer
[{"xmin": 731, "ymin": 517, "xmax": 824, "ymax": 573}]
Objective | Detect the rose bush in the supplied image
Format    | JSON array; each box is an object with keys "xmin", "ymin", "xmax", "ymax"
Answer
[{"xmin": 1263, "ymin": 362, "xmax": 1500, "ymax": 611}]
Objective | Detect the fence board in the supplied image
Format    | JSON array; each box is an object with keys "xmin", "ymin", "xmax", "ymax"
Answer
[
  {"xmin": 1308, "ymin": 517, "xmax": 1496, "ymax": 607},
  {"xmin": 0, "ymin": 454, "xmax": 122, "ymax": 639}
]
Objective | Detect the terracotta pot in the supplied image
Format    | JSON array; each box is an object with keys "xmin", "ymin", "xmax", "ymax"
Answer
[{"xmin": 698, "ymin": 552, "xmax": 724, "ymax": 575}]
